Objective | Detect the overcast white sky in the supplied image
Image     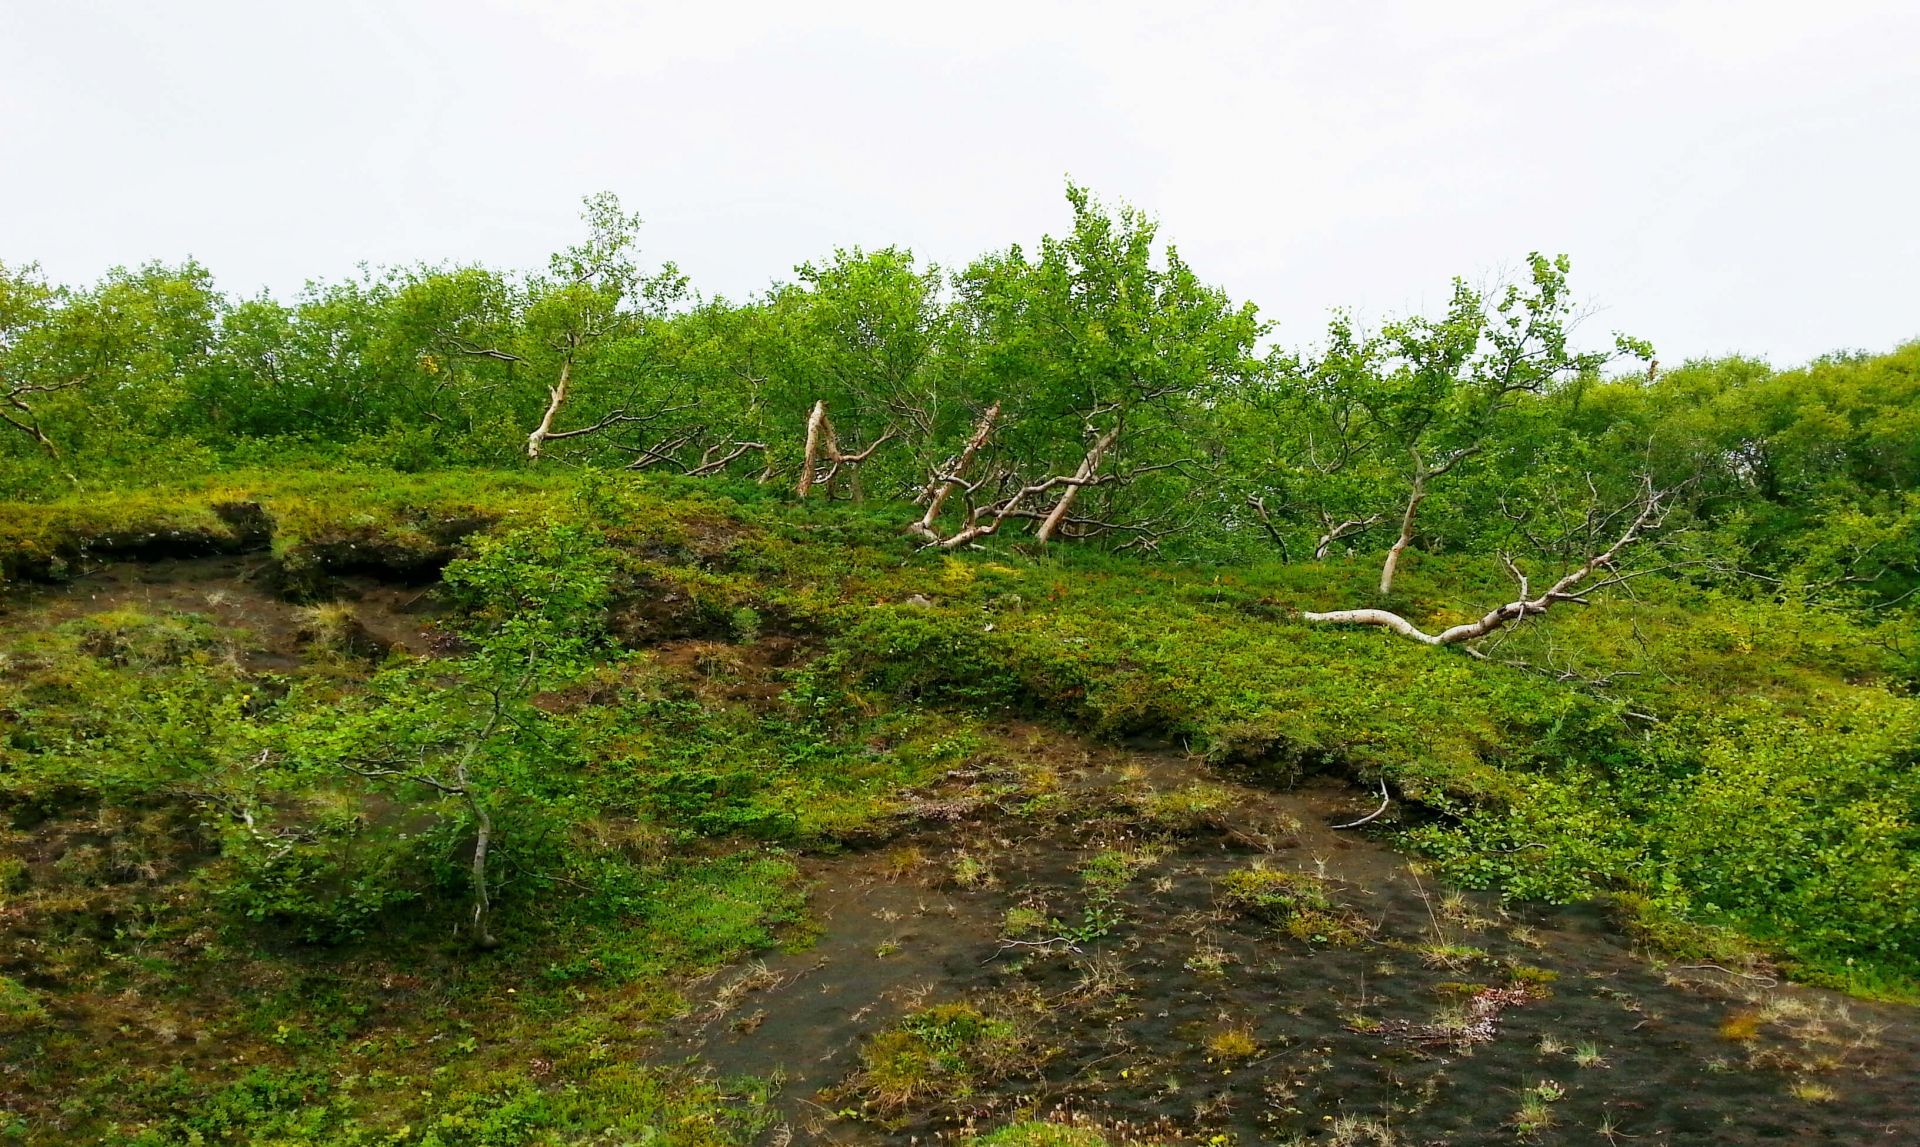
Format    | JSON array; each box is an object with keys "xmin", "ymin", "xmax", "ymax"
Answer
[{"xmin": 3, "ymin": 1, "xmax": 1916, "ymax": 366}]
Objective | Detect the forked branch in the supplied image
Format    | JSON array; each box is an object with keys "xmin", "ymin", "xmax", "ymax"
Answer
[
  {"xmin": 1304, "ymin": 482, "xmax": 1669, "ymax": 647},
  {"xmin": 796, "ymin": 400, "xmax": 897, "ymax": 500},
  {"xmin": 910, "ymin": 402, "xmax": 1002, "ymax": 543}
]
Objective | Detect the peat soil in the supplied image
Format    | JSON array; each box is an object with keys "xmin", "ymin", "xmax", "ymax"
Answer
[
  {"xmin": 0, "ymin": 554, "xmax": 451, "ymax": 668},
  {"xmin": 6, "ymin": 560, "xmax": 1918, "ymax": 1144},
  {"xmin": 662, "ymin": 736, "xmax": 1920, "ymax": 1147}
]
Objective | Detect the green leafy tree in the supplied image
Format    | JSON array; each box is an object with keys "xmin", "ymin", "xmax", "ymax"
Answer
[
  {"xmin": 273, "ymin": 522, "xmax": 614, "ymax": 947},
  {"xmin": 0, "ymin": 259, "xmax": 220, "ymax": 472},
  {"xmin": 927, "ymin": 184, "xmax": 1265, "ymax": 548},
  {"xmin": 515, "ymin": 193, "xmax": 688, "ymax": 461},
  {"xmin": 1227, "ymin": 312, "xmax": 1396, "ymax": 561},
  {"xmin": 0, "ymin": 260, "xmax": 64, "ymax": 458}
]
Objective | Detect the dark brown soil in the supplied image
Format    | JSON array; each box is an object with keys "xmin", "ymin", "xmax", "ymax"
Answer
[
  {"xmin": 0, "ymin": 554, "xmax": 450, "ymax": 670},
  {"xmin": 663, "ymin": 737, "xmax": 1920, "ymax": 1146}
]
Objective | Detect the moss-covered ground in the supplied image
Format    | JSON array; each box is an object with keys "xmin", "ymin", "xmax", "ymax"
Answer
[{"xmin": 0, "ymin": 466, "xmax": 1914, "ymax": 1144}]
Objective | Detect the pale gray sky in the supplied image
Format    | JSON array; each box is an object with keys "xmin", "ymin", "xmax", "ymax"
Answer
[{"xmin": 3, "ymin": 1, "xmax": 1916, "ymax": 366}]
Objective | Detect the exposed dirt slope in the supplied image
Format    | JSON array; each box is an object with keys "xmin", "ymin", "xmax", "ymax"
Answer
[{"xmin": 664, "ymin": 734, "xmax": 1919, "ymax": 1146}]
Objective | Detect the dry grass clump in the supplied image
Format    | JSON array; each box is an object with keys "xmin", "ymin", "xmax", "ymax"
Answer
[
  {"xmin": 702, "ymin": 960, "xmax": 781, "ymax": 1021},
  {"xmin": 1204, "ymin": 1023, "xmax": 1261, "ymax": 1060},
  {"xmin": 686, "ymin": 640, "xmax": 746, "ymax": 679},
  {"xmin": 294, "ymin": 603, "xmax": 388, "ymax": 661},
  {"xmin": 1133, "ymin": 781, "xmax": 1235, "ymax": 834},
  {"xmin": 1322, "ymin": 1114, "xmax": 1401, "ymax": 1146},
  {"xmin": 880, "ymin": 845, "xmax": 929, "ymax": 882},
  {"xmin": 1510, "ymin": 1079, "xmax": 1566, "ymax": 1135},
  {"xmin": 964, "ymin": 1118, "xmax": 1115, "ymax": 1147},
  {"xmin": 1069, "ymin": 953, "xmax": 1136, "ymax": 1001},
  {"xmin": 1416, "ymin": 943, "xmax": 1489, "ymax": 971},
  {"xmin": 1733, "ymin": 992, "xmax": 1886, "ymax": 1074},
  {"xmin": 1184, "ymin": 941, "xmax": 1236, "ymax": 977}
]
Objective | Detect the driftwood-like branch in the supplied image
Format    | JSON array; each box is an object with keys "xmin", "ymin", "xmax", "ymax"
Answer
[
  {"xmin": 796, "ymin": 400, "xmax": 897, "ymax": 500},
  {"xmin": 525, "ymin": 359, "xmax": 573, "ymax": 460},
  {"xmin": 911, "ymin": 403, "xmax": 1002, "ymax": 542},
  {"xmin": 613, "ymin": 432, "xmax": 697, "ymax": 471},
  {"xmin": 687, "ymin": 440, "xmax": 768, "ymax": 476},
  {"xmin": 1331, "ymin": 778, "xmax": 1392, "ymax": 829},
  {"xmin": 1034, "ymin": 424, "xmax": 1121, "ymax": 543},
  {"xmin": 911, "ymin": 436, "xmax": 1176, "ymax": 553},
  {"xmin": 445, "ymin": 338, "xmax": 527, "ymax": 364},
  {"xmin": 1305, "ymin": 483, "xmax": 1668, "ymax": 647},
  {"xmin": 542, "ymin": 400, "xmax": 699, "ymax": 443}
]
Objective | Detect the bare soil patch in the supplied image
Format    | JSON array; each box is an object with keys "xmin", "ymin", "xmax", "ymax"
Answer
[
  {"xmin": 1, "ymin": 554, "xmax": 451, "ymax": 670},
  {"xmin": 664, "ymin": 734, "xmax": 1920, "ymax": 1146}
]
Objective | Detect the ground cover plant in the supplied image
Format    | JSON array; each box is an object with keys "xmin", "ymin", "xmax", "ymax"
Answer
[{"xmin": 1, "ymin": 186, "xmax": 1916, "ymax": 1142}]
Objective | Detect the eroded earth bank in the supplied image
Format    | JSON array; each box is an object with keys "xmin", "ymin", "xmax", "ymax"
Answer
[{"xmin": 3, "ymin": 551, "xmax": 1916, "ymax": 1147}]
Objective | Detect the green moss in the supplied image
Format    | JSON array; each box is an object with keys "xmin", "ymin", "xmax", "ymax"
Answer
[
  {"xmin": 2, "ymin": 459, "xmax": 1917, "ymax": 1147},
  {"xmin": 968, "ymin": 1121, "xmax": 1114, "ymax": 1147},
  {"xmin": 0, "ymin": 974, "xmax": 46, "ymax": 1027},
  {"xmin": 847, "ymin": 1003, "xmax": 1038, "ymax": 1115}
]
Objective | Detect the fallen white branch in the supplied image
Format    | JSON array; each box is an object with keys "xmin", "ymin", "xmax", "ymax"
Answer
[
  {"xmin": 1305, "ymin": 483, "xmax": 1668, "ymax": 647},
  {"xmin": 1331, "ymin": 778, "xmax": 1392, "ymax": 829}
]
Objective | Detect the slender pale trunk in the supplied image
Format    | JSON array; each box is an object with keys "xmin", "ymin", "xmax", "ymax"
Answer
[
  {"xmin": 797, "ymin": 401, "xmax": 829, "ymax": 499},
  {"xmin": 1034, "ymin": 426, "xmax": 1120, "ymax": 544},
  {"xmin": 1379, "ymin": 455, "xmax": 1429, "ymax": 595},
  {"xmin": 467, "ymin": 797, "xmax": 497, "ymax": 948},
  {"xmin": 915, "ymin": 402, "xmax": 1000, "ymax": 538},
  {"xmin": 447, "ymin": 729, "xmax": 499, "ymax": 949},
  {"xmin": 525, "ymin": 359, "xmax": 573, "ymax": 461}
]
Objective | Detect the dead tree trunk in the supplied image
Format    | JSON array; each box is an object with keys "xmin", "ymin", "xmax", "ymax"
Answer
[
  {"xmin": 911, "ymin": 402, "xmax": 1001, "ymax": 543},
  {"xmin": 797, "ymin": 401, "xmax": 896, "ymax": 501},
  {"xmin": 525, "ymin": 359, "xmax": 573, "ymax": 461},
  {"xmin": 1034, "ymin": 425, "xmax": 1121, "ymax": 544},
  {"xmin": 797, "ymin": 400, "xmax": 829, "ymax": 499},
  {"xmin": 1306, "ymin": 485, "xmax": 1667, "ymax": 647},
  {"xmin": 925, "ymin": 472, "xmax": 1075, "ymax": 550}
]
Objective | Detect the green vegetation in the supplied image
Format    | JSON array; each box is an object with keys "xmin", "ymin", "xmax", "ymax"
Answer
[
  {"xmin": 965, "ymin": 1120, "xmax": 1116, "ymax": 1147},
  {"xmin": 840, "ymin": 1003, "xmax": 1039, "ymax": 1117},
  {"xmin": 2, "ymin": 185, "xmax": 1916, "ymax": 1141},
  {"xmin": 1217, "ymin": 866, "xmax": 1368, "ymax": 946}
]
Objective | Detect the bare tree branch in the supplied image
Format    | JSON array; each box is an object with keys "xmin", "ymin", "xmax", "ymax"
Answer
[{"xmin": 1305, "ymin": 481, "xmax": 1670, "ymax": 647}]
